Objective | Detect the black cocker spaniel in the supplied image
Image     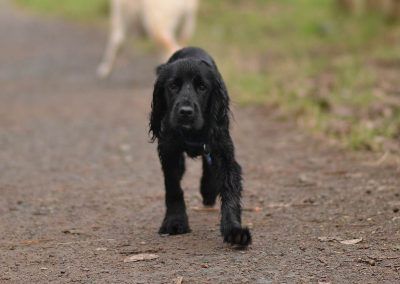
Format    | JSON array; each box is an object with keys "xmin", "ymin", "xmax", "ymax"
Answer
[{"xmin": 149, "ymin": 47, "xmax": 251, "ymax": 247}]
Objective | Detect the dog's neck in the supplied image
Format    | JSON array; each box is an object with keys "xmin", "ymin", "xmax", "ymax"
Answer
[
  {"xmin": 176, "ymin": 128, "xmax": 211, "ymax": 163},
  {"xmin": 177, "ymin": 128, "xmax": 206, "ymax": 143}
]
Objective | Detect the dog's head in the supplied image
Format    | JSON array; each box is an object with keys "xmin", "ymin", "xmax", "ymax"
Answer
[{"xmin": 149, "ymin": 57, "xmax": 229, "ymax": 141}]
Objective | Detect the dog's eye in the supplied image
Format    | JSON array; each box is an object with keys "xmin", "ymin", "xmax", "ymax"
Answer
[
  {"xmin": 198, "ymin": 84, "xmax": 207, "ymax": 92},
  {"xmin": 168, "ymin": 83, "xmax": 179, "ymax": 92}
]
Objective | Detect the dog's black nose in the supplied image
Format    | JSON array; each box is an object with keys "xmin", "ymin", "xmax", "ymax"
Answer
[{"xmin": 178, "ymin": 106, "xmax": 194, "ymax": 117}]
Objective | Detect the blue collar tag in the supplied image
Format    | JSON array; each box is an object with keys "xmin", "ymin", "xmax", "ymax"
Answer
[{"xmin": 203, "ymin": 144, "xmax": 212, "ymax": 165}]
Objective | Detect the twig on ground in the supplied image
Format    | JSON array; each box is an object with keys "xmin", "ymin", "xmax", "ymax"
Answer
[
  {"xmin": 376, "ymin": 151, "xmax": 389, "ymax": 165},
  {"xmin": 175, "ymin": 276, "xmax": 183, "ymax": 284},
  {"xmin": 191, "ymin": 206, "xmax": 262, "ymax": 212}
]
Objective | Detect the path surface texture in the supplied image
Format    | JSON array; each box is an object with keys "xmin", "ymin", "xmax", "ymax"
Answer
[{"xmin": 1, "ymin": 2, "xmax": 400, "ymax": 283}]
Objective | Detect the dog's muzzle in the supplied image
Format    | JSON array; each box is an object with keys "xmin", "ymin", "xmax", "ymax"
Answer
[
  {"xmin": 170, "ymin": 97, "xmax": 204, "ymax": 131},
  {"xmin": 173, "ymin": 103, "xmax": 196, "ymax": 129}
]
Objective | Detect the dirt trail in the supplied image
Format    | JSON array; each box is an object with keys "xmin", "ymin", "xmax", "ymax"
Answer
[{"xmin": 1, "ymin": 3, "xmax": 399, "ymax": 283}]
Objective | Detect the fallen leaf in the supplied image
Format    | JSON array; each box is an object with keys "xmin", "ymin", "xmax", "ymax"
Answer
[
  {"xmin": 265, "ymin": 203, "xmax": 291, "ymax": 208},
  {"xmin": 243, "ymin": 207, "xmax": 262, "ymax": 212},
  {"xmin": 357, "ymin": 257, "xmax": 375, "ymax": 266},
  {"xmin": 119, "ymin": 144, "xmax": 131, "ymax": 152},
  {"xmin": 191, "ymin": 206, "xmax": 262, "ymax": 212},
  {"xmin": 318, "ymin": 237, "xmax": 363, "ymax": 245},
  {"xmin": 62, "ymin": 229, "xmax": 85, "ymax": 235},
  {"xmin": 95, "ymin": 247, "xmax": 107, "ymax": 251},
  {"xmin": 339, "ymin": 238, "xmax": 363, "ymax": 245},
  {"xmin": 175, "ymin": 276, "xmax": 183, "ymax": 284},
  {"xmin": 20, "ymin": 239, "xmax": 52, "ymax": 245},
  {"xmin": 191, "ymin": 207, "xmax": 218, "ymax": 212},
  {"xmin": 123, "ymin": 253, "xmax": 159, "ymax": 263},
  {"xmin": 298, "ymin": 174, "xmax": 318, "ymax": 185}
]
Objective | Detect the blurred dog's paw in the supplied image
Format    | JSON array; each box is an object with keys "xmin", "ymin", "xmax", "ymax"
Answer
[{"xmin": 96, "ymin": 63, "xmax": 111, "ymax": 79}]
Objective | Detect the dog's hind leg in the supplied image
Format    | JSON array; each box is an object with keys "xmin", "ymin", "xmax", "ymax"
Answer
[
  {"xmin": 178, "ymin": 6, "xmax": 197, "ymax": 46},
  {"xmin": 200, "ymin": 156, "xmax": 218, "ymax": 207},
  {"xmin": 149, "ymin": 29, "xmax": 181, "ymax": 62},
  {"xmin": 142, "ymin": 5, "xmax": 181, "ymax": 61},
  {"xmin": 97, "ymin": 0, "xmax": 127, "ymax": 78},
  {"xmin": 158, "ymin": 149, "xmax": 190, "ymax": 235}
]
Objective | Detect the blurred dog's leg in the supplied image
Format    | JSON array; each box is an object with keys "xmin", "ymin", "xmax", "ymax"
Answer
[
  {"xmin": 157, "ymin": 32, "xmax": 180, "ymax": 61},
  {"xmin": 178, "ymin": 1, "xmax": 198, "ymax": 46},
  {"xmin": 142, "ymin": 1, "xmax": 183, "ymax": 62},
  {"xmin": 97, "ymin": 0, "xmax": 127, "ymax": 78},
  {"xmin": 148, "ymin": 27, "xmax": 180, "ymax": 62}
]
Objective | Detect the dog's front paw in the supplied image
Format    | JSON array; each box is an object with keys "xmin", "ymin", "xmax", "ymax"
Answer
[
  {"xmin": 159, "ymin": 214, "xmax": 191, "ymax": 235},
  {"xmin": 96, "ymin": 63, "xmax": 111, "ymax": 79},
  {"xmin": 223, "ymin": 227, "xmax": 252, "ymax": 247}
]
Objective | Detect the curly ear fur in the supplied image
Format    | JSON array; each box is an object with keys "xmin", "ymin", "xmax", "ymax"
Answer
[
  {"xmin": 149, "ymin": 75, "xmax": 166, "ymax": 142},
  {"xmin": 208, "ymin": 69, "xmax": 230, "ymax": 141}
]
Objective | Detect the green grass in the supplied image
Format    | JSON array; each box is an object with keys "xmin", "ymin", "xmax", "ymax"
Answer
[
  {"xmin": 15, "ymin": 0, "xmax": 400, "ymax": 152},
  {"xmin": 15, "ymin": 0, "xmax": 108, "ymax": 20},
  {"xmin": 194, "ymin": 0, "xmax": 400, "ymax": 152}
]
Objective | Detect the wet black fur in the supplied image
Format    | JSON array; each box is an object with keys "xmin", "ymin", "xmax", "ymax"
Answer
[{"xmin": 149, "ymin": 47, "xmax": 251, "ymax": 247}]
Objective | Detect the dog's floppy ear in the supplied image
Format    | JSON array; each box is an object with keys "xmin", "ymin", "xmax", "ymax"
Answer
[
  {"xmin": 149, "ymin": 73, "xmax": 166, "ymax": 142},
  {"xmin": 209, "ymin": 69, "xmax": 230, "ymax": 138},
  {"xmin": 155, "ymin": 63, "xmax": 166, "ymax": 76}
]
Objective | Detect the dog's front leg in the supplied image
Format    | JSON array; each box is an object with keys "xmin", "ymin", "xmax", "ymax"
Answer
[
  {"xmin": 158, "ymin": 148, "xmax": 190, "ymax": 235},
  {"xmin": 97, "ymin": 0, "xmax": 126, "ymax": 78},
  {"xmin": 214, "ymin": 150, "xmax": 251, "ymax": 247}
]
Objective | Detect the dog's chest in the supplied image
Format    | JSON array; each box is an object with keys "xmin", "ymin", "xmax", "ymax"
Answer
[
  {"xmin": 183, "ymin": 144, "xmax": 203, "ymax": 158},
  {"xmin": 183, "ymin": 143, "xmax": 212, "ymax": 165}
]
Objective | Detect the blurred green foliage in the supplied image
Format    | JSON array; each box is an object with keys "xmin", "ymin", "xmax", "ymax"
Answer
[
  {"xmin": 15, "ymin": 0, "xmax": 400, "ymax": 152},
  {"xmin": 15, "ymin": 0, "xmax": 108, "ymax": 20}
]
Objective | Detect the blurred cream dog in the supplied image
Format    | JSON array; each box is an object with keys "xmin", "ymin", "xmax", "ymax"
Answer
[{"xmin": 97, "ymin": 0, "xmax": 199, "ymax": 78}]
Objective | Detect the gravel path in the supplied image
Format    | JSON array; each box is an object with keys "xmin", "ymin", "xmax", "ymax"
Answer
[{"xmin": 1, "ymin": 3, "xmax": 399, "ymax": 283}]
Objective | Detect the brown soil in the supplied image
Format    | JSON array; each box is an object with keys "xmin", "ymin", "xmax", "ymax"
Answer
[{"xmin": 1, "ymin": 2, "xmax": 399, "ymax": 283}]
